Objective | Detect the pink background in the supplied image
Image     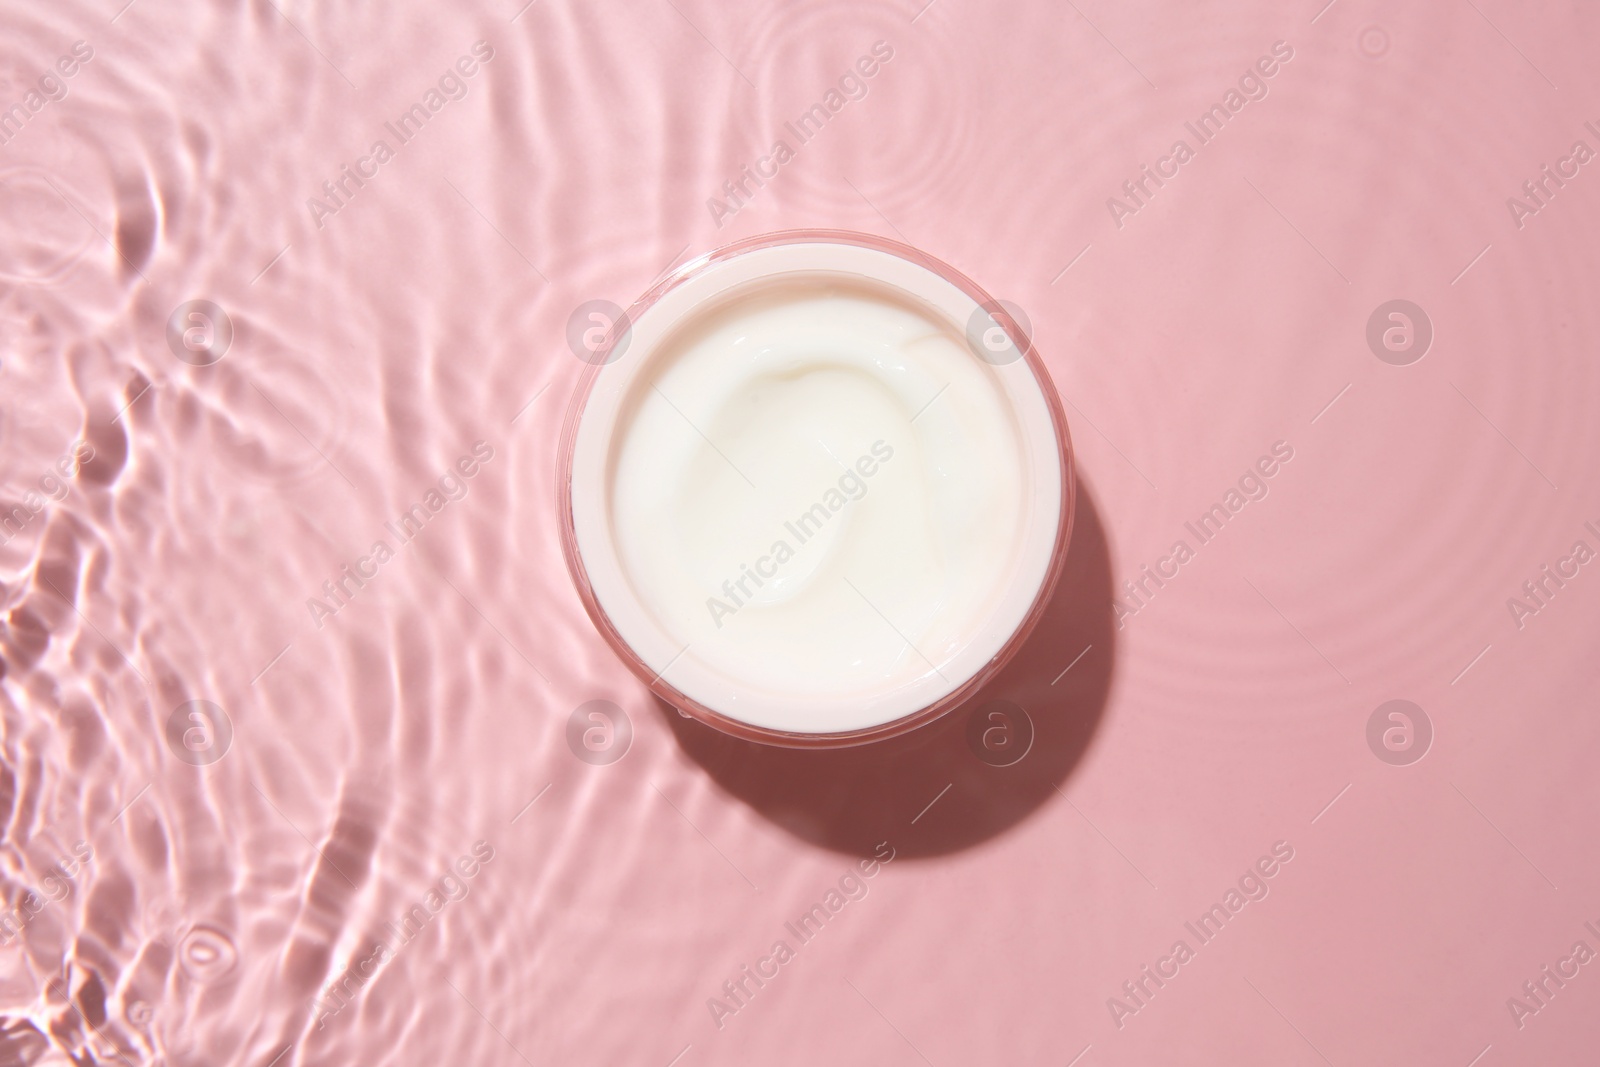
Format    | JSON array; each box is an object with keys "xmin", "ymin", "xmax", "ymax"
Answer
[{"xmin": 1, "ymin": 0, "xmax": 1598, "ymax": 1064}]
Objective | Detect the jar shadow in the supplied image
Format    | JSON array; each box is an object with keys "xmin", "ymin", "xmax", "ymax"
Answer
[{"xmin": 660, "ymin": 481, "xmax": 1116, "ymax": 859}]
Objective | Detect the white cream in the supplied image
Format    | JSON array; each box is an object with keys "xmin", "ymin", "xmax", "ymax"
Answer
[{"xmin": 569, "ymin": 241, "xmax": 1064, "ymax": 737}]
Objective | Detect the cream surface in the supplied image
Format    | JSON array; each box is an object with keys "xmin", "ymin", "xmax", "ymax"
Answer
[{"xmin": 609, "ymin": 282, "xmax": 1028, "ymax": 712}]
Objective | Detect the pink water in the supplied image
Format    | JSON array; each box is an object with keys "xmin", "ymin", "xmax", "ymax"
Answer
[{"xmin": 2, "ymin": 0, "xmax": 1599, "ymax": 1064}]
